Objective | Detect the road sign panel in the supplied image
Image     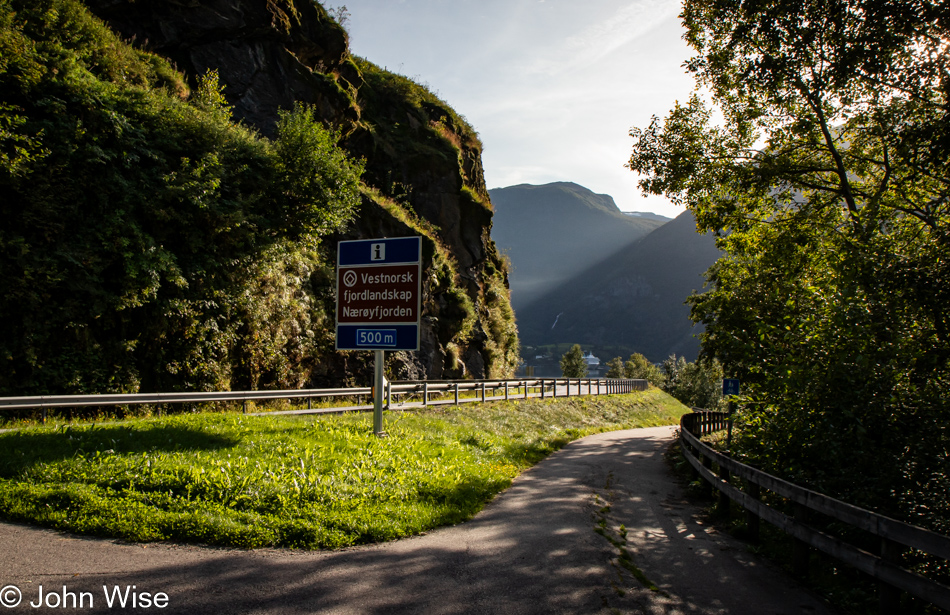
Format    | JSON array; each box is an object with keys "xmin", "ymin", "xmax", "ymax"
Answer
[
  {"xmin": 722, "ymin": 378, "xmax": 741, "ymax": 396},
  {"xmin": 336, "ymin": 237, "xmax": 421, "ymax": 351},
  {"xmin": 337, "ymin": 263, "xmax": 419, "ymax": 323},
  {"xmin": 338, "ymin": 236, "xmax": 421, "ymax": 266}
]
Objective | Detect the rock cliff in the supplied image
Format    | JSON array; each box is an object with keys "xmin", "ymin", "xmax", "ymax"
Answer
[{"xmin": 84, "ymin": 0, "xmax": 518, "ymax": 382}]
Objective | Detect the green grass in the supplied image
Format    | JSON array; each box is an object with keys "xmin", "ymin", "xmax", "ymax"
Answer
[{"xmin": 0, "ymin": 389, "xmax": 687, "ymax": 549}]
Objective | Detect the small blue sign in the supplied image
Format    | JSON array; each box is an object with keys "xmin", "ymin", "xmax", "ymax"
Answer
[{"xmin": 722, "ymin": 378, "xmax": 741, "ymax": 396}]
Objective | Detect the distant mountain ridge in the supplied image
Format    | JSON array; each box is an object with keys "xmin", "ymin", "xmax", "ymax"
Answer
[
  {"xmin": 516, "ymin": 209, "xmax": 721, "ymax": 362},
  {"xmin": 489, "ymin": 182, "xmax": 667, "ymax": 311},
  {"xmin": 622, "ymin": 211, "xmax": 671, "ymax": 223}
]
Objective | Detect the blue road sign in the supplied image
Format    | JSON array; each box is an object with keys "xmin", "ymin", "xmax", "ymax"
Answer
[
  {"xmin": 336, "ymin": 237, "xmax": 421, "ymax": 351},
  {"xmin": 722, "ymin": 378, "xmax": 741, "ymax": 396}
]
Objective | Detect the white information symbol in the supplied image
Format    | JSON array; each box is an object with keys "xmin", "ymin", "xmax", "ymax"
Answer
[{"xmin": 343, "ymin": 270, "xmax": 357, "ymax": 287}]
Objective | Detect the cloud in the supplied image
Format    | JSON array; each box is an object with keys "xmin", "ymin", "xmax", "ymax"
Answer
[{"xmin": 528, "ymin": 0, "xmax": 680, "ymax": 74}]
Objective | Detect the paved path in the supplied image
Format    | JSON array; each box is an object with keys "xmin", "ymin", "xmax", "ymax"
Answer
[{"xmin": 0, "ymin": 426, "xmax": 837, "ymax": 614}]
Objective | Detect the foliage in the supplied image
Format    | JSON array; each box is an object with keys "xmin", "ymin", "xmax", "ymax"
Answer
[
  {"xmin": 0, "ymin": 0, "xmax": 363, "ymax": 396},
  {"xmin": 0, "ymin": 389, "xmax": 689, "ymax": 549},
  {"xmin": 605, "ymin": 357, "xmax": 625, "ymax": 378},
  {"xmin": 480, "ymin": 259, "xmax": 520, "ymax": 377},
  {"xmin": 353, "ymin": 56, "xmax": 481, "ymax": 153},
  {"xmin": 660, "ymin": 354, "xmax": 723, "ymax": 410},
  {"xmin": 559, "ymin": 344, "xmax": 588, "ymax": 378},
  {"xmin": 627, "ymin": 0, "xmax": 950, "ymax": 530},
  {"xmin": 624, "ymin": 353, "xmax": 666, "ymax": 387},
  {"xmin": 326, "ymin": 4, "xmax": 351, "ymax": 30}
]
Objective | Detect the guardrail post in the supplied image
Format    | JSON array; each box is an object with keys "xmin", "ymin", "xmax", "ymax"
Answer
[
  {"xmin": 308, "ymin": 395, "xmax": 312, "ymax": 410},
  {"xmin": 701, "ymin": 453, "xmax": 713, "ymax": 498},
  {"xmin": 792, "ymin": 504, "xmax": 810, "ymax": 578},
  {"xmin": 454, "ymin": 382, "xmax": 459, "ymax": 405},
  {"xmin": 541, "ymin": 379, "xmax": 545, "ymax": 399},
  {"xmin": 566, "ymin": 378, "xmax": 570, "ymax": 397},
  {"xmin": 552, "ymin": 379, "xmax": 557, "ymax": 398},
  {"xmin": 242, "ymin": 399, "xmax": 247, "ymax": 414},
  {"xmin": 686, "ymin": 440, "xmax": 700, "ymax": 481},
  {"xmin": 745, "ymin": 482, "xmax": 761, "ymax": 542},
  {"xmin": 879, "ymin": 538, "xmax": 903, "ymax": 614},
  {"xmin": 423, "ymin": 382, "xmax": 429, "ymax": 406},
  {"xmin": 524, "ymin": 381, "xmax": 528, "ymax": 399},
  {"xmin": 386, "ymin": 380, "xmax": 392, "ymax": 410},
  {"xmin": 717, "ymin": 464, "xmax": 731, "ymax": 515},
  {"xmin": 481, "ymin": 382, "xmax": 486, "ymax": 403},
  {"xmin": 504, "ymin": 381, "xmax": 509, "ymax": 400}
]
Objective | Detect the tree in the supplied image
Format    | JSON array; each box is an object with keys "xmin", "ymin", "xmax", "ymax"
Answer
[
  {"xmin": 559, "ymin": 344, "xmax": 588, "ymax": 378},
  {"xmin": 665, "ymin": 358, "xmax": 723, "ymax": 410},
  {"xmin": 628, "ymin": 0, "xmax": 950, "ymax": 528},
  {"xmin": 0, "ymin": 5, "xmax": 363, "ymax": 396},
  {"xmin": 624, "ymin": 353, "xmax": 664, "ymax": 387},
  {"xmin": 604, "ymin": 357, "xmax": 625, "ymax": 378}
]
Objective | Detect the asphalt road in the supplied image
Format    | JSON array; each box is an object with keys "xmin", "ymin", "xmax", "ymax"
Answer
[{"xmin": 0, "ymin": 426, "xmax": 838, "ymax": 614}]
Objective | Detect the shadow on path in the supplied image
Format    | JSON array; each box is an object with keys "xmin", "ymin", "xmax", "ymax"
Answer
[{"xmin": 0, "ymin": 426, "xmax": 837, "ymax": 614}]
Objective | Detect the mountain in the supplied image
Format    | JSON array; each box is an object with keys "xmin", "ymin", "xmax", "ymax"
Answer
[
  {"xmin": 622, "ymin": 211, "xmax": 671, "ymax": 223},
  {"xmin": 489, "ymin": 182, "xmax": 668, "ymax": 311},
  {"xmin": 516, "ymin": 210, "xmax": 721, "ymax": 365},
  {"xmin": 0, "ymin": 0, "xmax": 516, "ymax": 396}
]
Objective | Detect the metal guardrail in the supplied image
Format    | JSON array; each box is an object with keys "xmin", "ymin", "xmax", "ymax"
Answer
[
  {"xmin": 680, "ymin": 410, "xmax": 950, "ymax": 614},
  {"xmin": 0, "ymin": 378, "xmax": 648, "ymax": 421}
]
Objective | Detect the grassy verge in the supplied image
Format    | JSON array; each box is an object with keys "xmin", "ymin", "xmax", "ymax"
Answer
[{"xmin": 0, "ymin": 388, "xmax": 688, "ymax": 550}]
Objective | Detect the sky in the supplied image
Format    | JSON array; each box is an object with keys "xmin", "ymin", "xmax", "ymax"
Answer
[{"xmin": 335, "ymin": 0, "xmax": 696, "ymax": 218}]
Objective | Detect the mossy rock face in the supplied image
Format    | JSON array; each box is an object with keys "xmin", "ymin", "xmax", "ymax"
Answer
[
  {"xmin": 83, "ymin": 0, "xmax": 357, "ymax": 135},
  {"xmin": 32, "ymin": 0, "xmax": 520, "ymax": 385}
]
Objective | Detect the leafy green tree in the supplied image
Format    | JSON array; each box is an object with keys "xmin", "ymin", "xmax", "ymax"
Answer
[
  {"xmin": 663, "ymin": 357, "xmax": 723, "ymax": 410},
  {"xmin": 0, "ymin": 1, "xmax": 363, "ymax": 396},
  {"xmin": 559, "ymin": 344, "xmax": 588, "ymax": 378},
  {"xmin": 624, "ymin": 353, "xmax": 665, "ymax": 387},
  {"xmin": 628, "ymin": 0, "xmax": 950, "ymax": 528},
  {"xmin": 660, "ymin": 355, "xmax": 686, "ymax": 388},
  {"xmin": 604, "ymin": 357, "xmax": 625, "ymax": 379}
]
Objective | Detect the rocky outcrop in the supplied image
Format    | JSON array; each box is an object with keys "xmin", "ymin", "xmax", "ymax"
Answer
[{"xmin": 84, "ymin": 0, "xmax": 518, "ymax": 381}]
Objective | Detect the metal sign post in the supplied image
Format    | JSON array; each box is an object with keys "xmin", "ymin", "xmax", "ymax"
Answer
[
  {"xmin": 336, "ymin": 236, "xmax": 421, "ymax": 436},
  {"xmin": 373, "ymin": 349, "xmax": 385, "ymax": 435}
]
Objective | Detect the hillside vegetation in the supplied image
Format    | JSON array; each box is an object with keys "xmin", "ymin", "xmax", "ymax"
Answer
[
  {"xmin": 0, "ymin": 0, "xmax": 519, "ymax": 398},
  {"xmin": 0, "ymin": 0, "xmax": 364, "ymax": 395}
]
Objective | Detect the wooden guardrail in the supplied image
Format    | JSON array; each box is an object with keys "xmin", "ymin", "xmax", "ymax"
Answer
[
  {"xmin": 0, "ymin": 378, "xmax": 648, "ymax": 421},
  {"xmin": 680, "ymin": 410, "xmax": 950, "ymax": 613}
]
